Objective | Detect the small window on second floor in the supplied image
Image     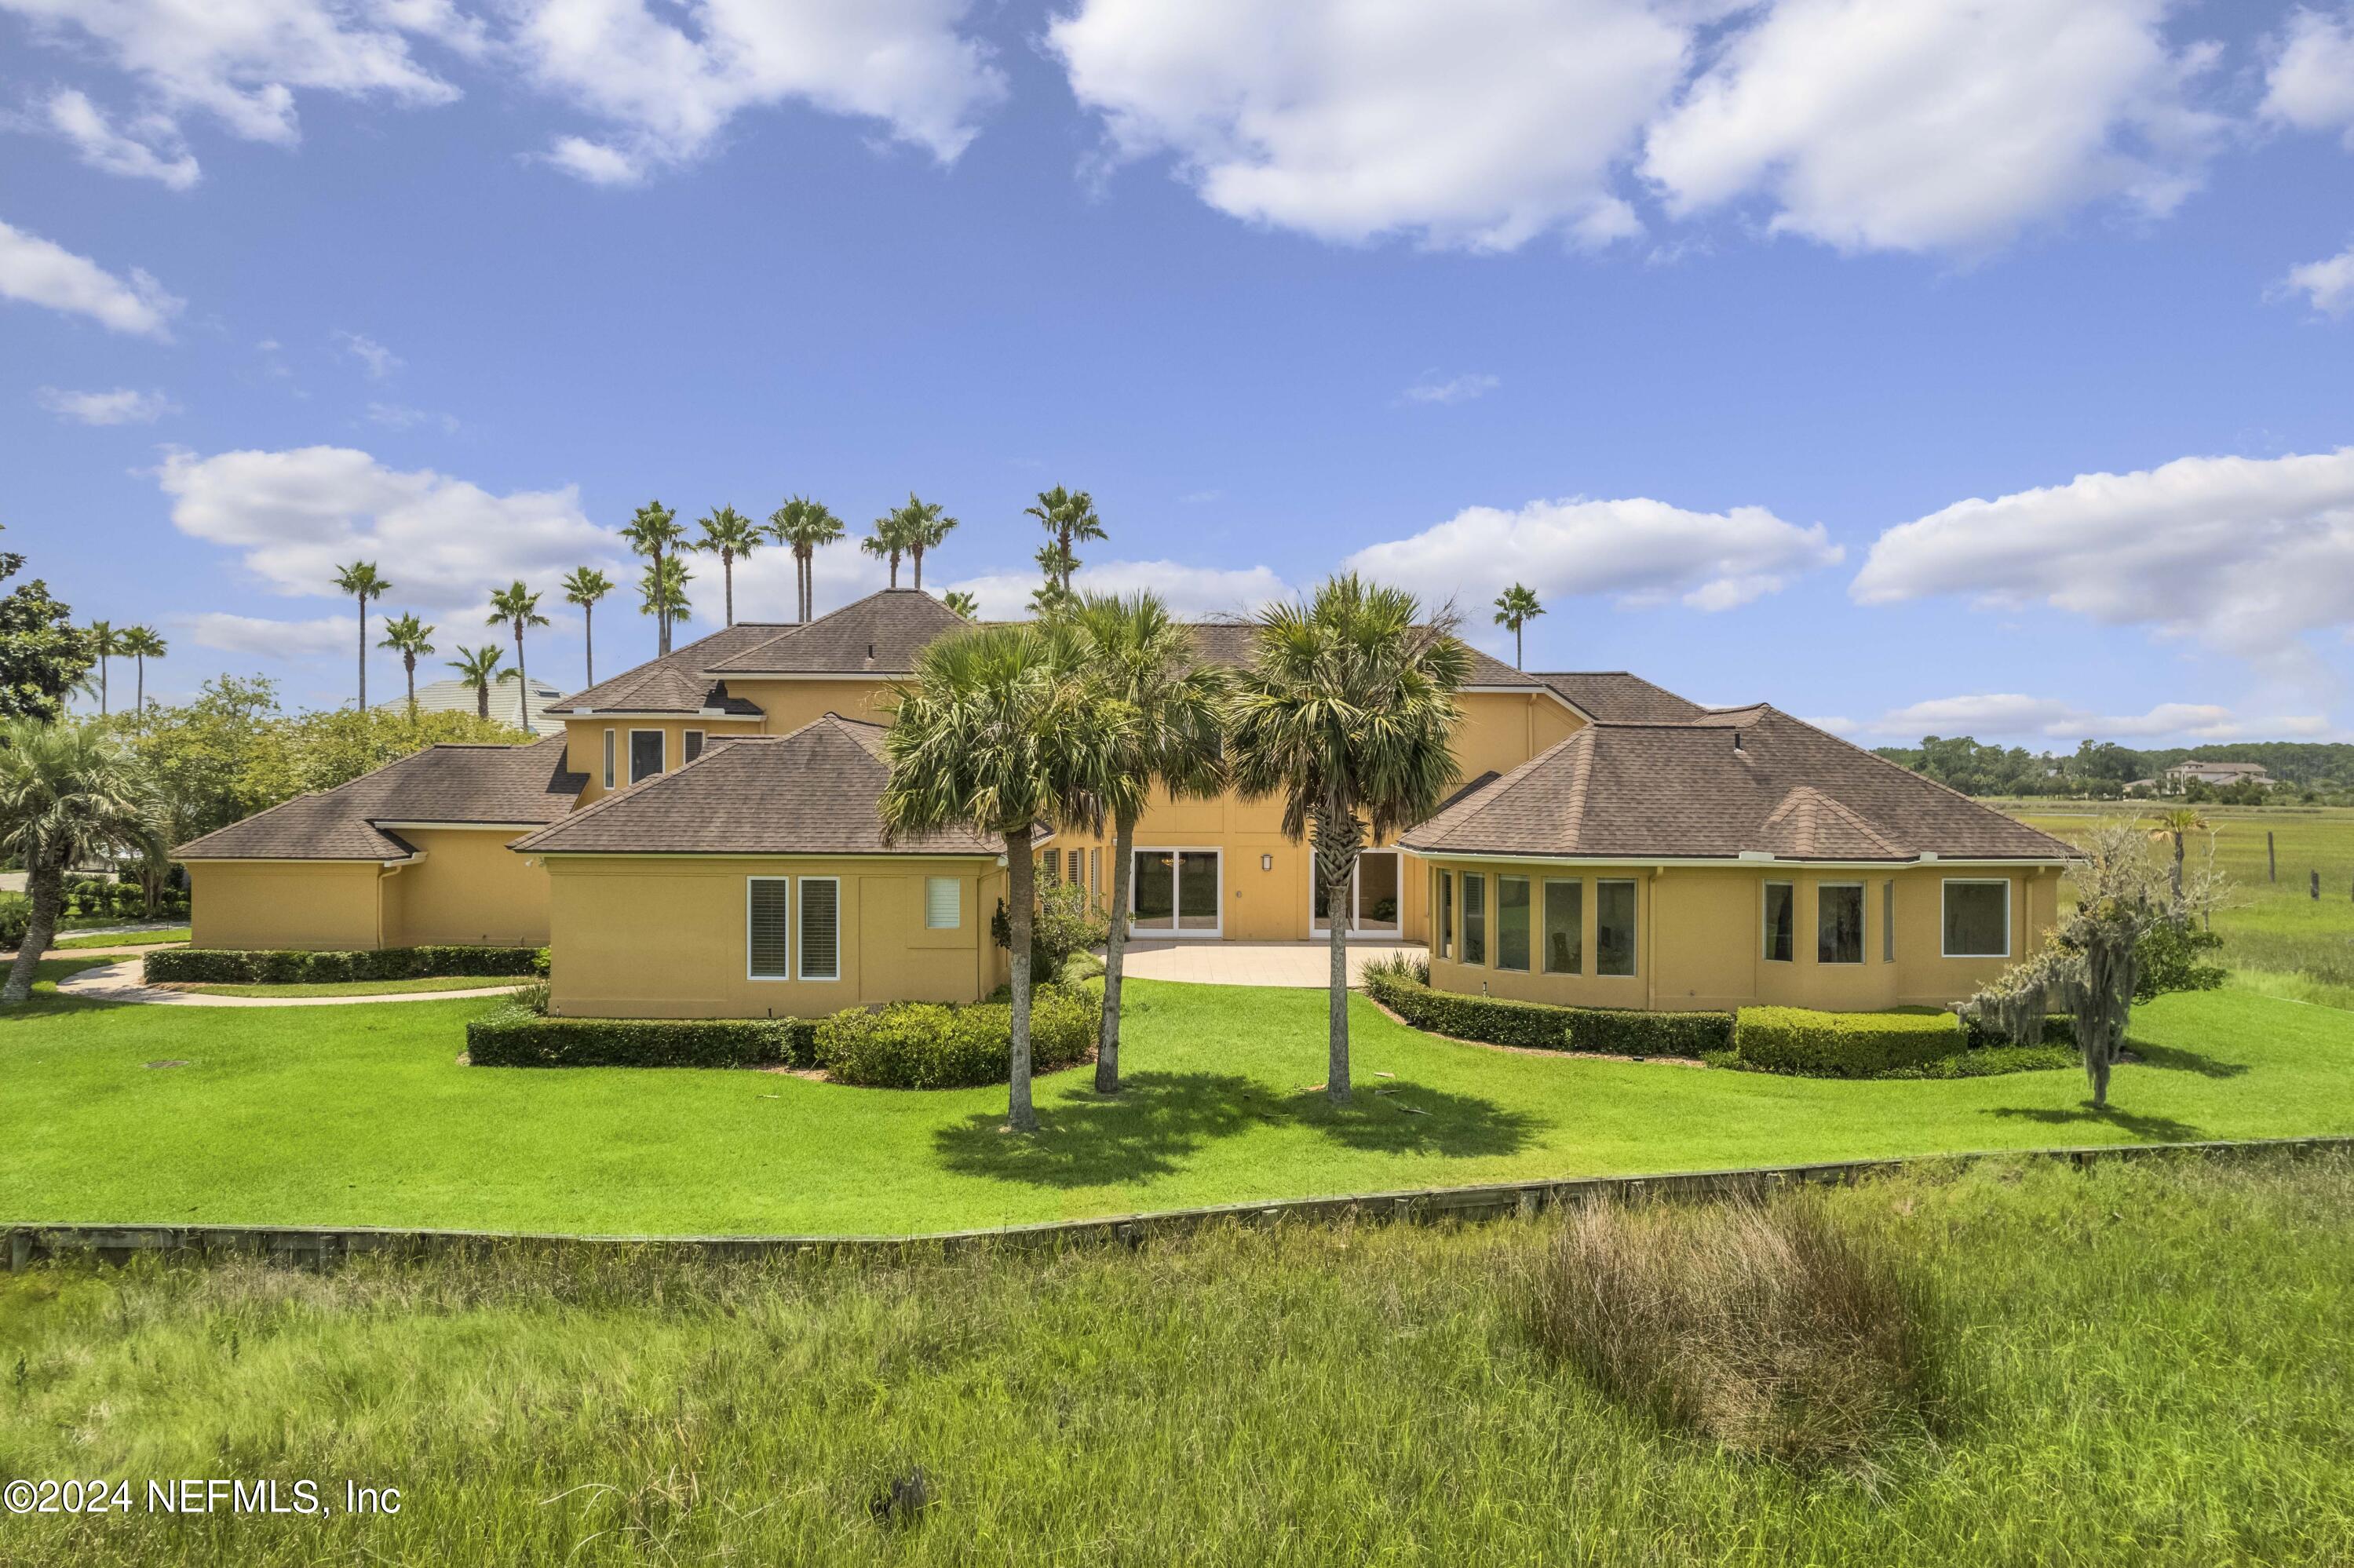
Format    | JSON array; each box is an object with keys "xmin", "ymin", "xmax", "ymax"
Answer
[
  {"xmin": 601, "ymin": 727, "xmax": 615, "ymax": 790},
  {"xmin": 629, "ymin": 729, "xmax": 663, "ymax": 784},
  {"xmin": 684, "ymin": 730, "xmax": 705, "ymax": 764},
  {"xmin": 925, "ymin": 876, "xmax": 961, "ymax": 929}
]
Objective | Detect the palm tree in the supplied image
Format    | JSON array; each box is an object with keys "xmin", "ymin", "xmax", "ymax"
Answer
[
  {"xmin": 1072, "ymin": 592, "xmax": 1229, "ymax": 1092},
  {"xmin": 487, "ymin": 582, "xmax": 550, "ymax": 732},
  {"xmin": 2148, "ymin": 805, "xmax": 2210, "ymax": 908},
  {"xmin": 377, "ymin": 614, "xmax": 436, "ymax": 717},
  {"xmin": 879, "ymin": 622, "xmax": 1132, "ymax": 1132},
  {"xmin": 768, "ymin": 497, "xmax": 845, "ymax": 623},
  {"xmin": 621, "ymin": 501, "xmax": 685, "ymax": 655},
  {"xmin": 861, "ymin": 506, "xmax": 914, "ymax": 589},
  {"xmin": 1025, "ymin": 486, "xmax": 1104, "ymax": 596},
  {"xmin": 896, "ymin": 494, "xmax": 958, "ymax": 590},
  {"xmin": 694, "ymin": 505, "xmax": 762, "ymax": 625},
  {"xmin": 1492, "ymin": 583, "xmax": 1544, "ymax": 669},
  {"xmin": 639, "ymin": 556, "xmax": 692, "ymax": 647},
  {"xmin": 1228, "ymin": 575, "xmax": 1469, "ymax": 1103},
  {"xmin": 119, "ymin": 625, "xmax": 165, "ymax": 713},
  {"xmin": 86, "ymin": 620, "xmax": 121, "ymax": 716},
  {"xmin": 0, "ymin": 718, "xmax": 163, "ymax": 1004},
  {"xmin": 561, "ymin": 567, "xmax": 614, "ymax": 687},
  {"xmin": 333, "ymin": 561, "xmax": 392, "ymax": 709},
  {"xmin": 447, "ymin": 644, "xmax": 505, "ymax": 720},
  {"xmin": 1028, "ymin": 581, "xmax": 1078, "ymax": 622},
  {"xmin": 943, "ymin": 589, "xmax": 980, "ymax": 620}
]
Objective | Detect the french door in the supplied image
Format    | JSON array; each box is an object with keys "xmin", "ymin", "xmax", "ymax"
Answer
[
  {"xmin": 1312, "ymin": 850, "xmax": 1401, "ymax": 936},
  {"xmin": 1132, "ymin": 849, "xmax": 1221, "ymax": 937}
]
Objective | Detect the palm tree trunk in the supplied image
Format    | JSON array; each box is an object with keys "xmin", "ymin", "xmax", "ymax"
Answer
[
  {"xmin": 513, "ymin": 627, "xmax": 531, "ymax": 731},
  {"xmin": 356, "ymin": 598, "xmax": 368, "ymax": 711},
  {"xmin": 1005, "ymin": 825, "xmax": 1040, "ymax": 1132},
  {"xmin": 404, "ymin": 658, "xmax": 417, "ymax": 718},
  {"xmin": 2171, "ymin": 833, "xmax": 2185, "ymax": 906},
  {"xmin": 98, "ymin": 656, "xmax": 108, "ymax": 717},
  {"xmin": 475, "ymin": 682, "xmax": 488, "ymax": 720},
  {"xmin": 653, "ymin": 549, "xmax": 669, "ymax": 655},
  {"xmin": 1515, "ymin": 625, "xmax": 1524, "ymax": 669},
  {"xmin": 584, "ymin": 603, "xmax": 596, "ymax": 687},
  {"xmin": 2, "ymin": 855, "xmax": 63, "ymax": 1003},
  {"xmin": 134, "ymin": 656, "xmax": 144, "ymax": 713},
  {"xmin": 912, "ymin": 549, "xmax": 923, "ymax": 591},
  {"xmin": 724, "ymin": 556, "xmax": 735, "ymax": 626},
  {"xmin": 1312, "ymin": 811, "xmax": 1360, "ymax": 1103},
  {"xmin": 1097, "ymin": 816, "xmax": 1137, "ymax": 1092},
  {"xmin": 889, "ymin": 556, "xmax": 900, "ymax": 590}
]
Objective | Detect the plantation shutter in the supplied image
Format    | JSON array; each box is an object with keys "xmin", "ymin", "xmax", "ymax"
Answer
[
  {"xmin": 925, "ymin": 876, "xmax": 961, "ymax": 929},
  {"xmin": 801, "ymin": 878, "xmax": 840, "ymax": 980},
  {"xmin": 747, "ymin": 880, "xmax": 790, "ymax": 979}
]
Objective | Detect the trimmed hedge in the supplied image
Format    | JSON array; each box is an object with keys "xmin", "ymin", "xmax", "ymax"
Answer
[
  {"xmin": 1359, "ymin": 963, "xmax": 1731, "ymax": 1059},
  {"xmin": 146, "ymin": 945, "xmax": 549, "ymax": 985},
  {"xmin": 1730, "ymin": 1007, "xmax": 1963, "ymax": 1078},
  {"xmin": 469, "ymin": 1004, "xmax": 816, "ymax": 1069},
  {"xmin": 816, "ymin": 985, "xmax": 1100, "ymax": 1089}
]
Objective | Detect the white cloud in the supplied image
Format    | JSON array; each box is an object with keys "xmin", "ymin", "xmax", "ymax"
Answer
[
  {"xmin": 1864, "ymin": 694, "xmax": 2332, "ymax": 743},
  {"xmin": 1343, "ymin": 494, "xmax": 1841, "ymax": 614},
  {"xmin": 2263, "ymin": 7, "xmax": 2354, "ymax": 145},
  {"xmin": 2277, "ymin": 242, "xmax": 2354, "ymax": 317},
  {"xmin": 509, "ymin": 0, "xmax": 1006, "ymax": 184},
  {"xmin": 334, "ymin": 330, "xmax": 402, "ymax": 378},
  {"xmin": 1400, "ymin": 372, "xmax": 1500, "ymax": 407},
  {"xmin": 1852, "ymin": 448, "xmax": 2354, "ymax": 667},
  {"xmin": 184, "ymin": 611, "xmax": 352, "ymax": 660},
  {"xmin": 156, "ymin": 445, "xmax": 628, "ymax": 614},
  {"xmin": 943, "ymin": 561, "xmax": 1293, "ymax": 622},
  {"xmin": 364, "ymin": 401, "xmax": 458, "ymax": 433},
  {"xmin": 1049, "ymin": 0, "xmax": 1685, "ymax": 251},
  {"xmin": 43, "ymin": 88, "xmax": 199, "ymax": 188},
  {"xmin": 35, "ymin": 386, "xmax": 177, "ymax": 425},
  {"xmin": 0, "ymin": 218, "xmax": 181, "ymax": 338},
  {"xmin": 1643, "ymin": 0, "xmax": 2224, "ymax": 253}
]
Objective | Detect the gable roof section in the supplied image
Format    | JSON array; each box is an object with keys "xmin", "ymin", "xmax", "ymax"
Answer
[
  {"xmin": 510, "ymin": 714, "xmax": 1005, "ymax": 858},
  {"xmin": 545, "ymin": 621, "xmax": 786, "ymax": 715},
  {"xmin": 1401, "ymin": 708, "xmax": 2072, "ymax": 864},
  {"xmin": 1534, "ymin": 671, "xmax": 1709, "ymax": 724},
  {"xmin": 175, "ymin": 735, "xmax": 586, "ymax": 860},
  {"xmin": 706, "ymin": 590, "xmax": 970, "ymax": 676}
]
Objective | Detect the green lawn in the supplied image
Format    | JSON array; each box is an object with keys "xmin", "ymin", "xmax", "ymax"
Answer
[
  {"xmin": 5, "ymin": 967, "xmax": 2351, "ymax": 1236},
  {"xmin": 52, "ymin": 926, "xmax": 190, "ymax": 950},
  {"xmin": 174, "ymin": 974, "xmax": 524, "ymax": 997}
]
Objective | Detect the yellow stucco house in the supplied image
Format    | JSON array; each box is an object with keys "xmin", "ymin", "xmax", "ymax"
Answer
[{"xmin": 173, "ymin": 588, "xmax": 2071, "ymax": 1017}]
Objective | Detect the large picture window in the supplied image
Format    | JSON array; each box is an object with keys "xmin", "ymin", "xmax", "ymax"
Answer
[
  {"xmin": 629, "ymin": 728, "xmax": 663, "ymax": 784},
  {"xmin": 1497, "ymin": 877, "xmax": 1531, "ymax": 972},
  {"xmin": 1818, "ymin": 883, "xmax": 1864, "ymax": 965},
  {"xmin": 1943, "ymin": 879, "xmax": 2010, "ymax": 958},
  {"xmin": 1543, "ymin": 880, "xmax": 1581, "ymax": 974},
  {"xmin": 1462, "ymin": 873, "xmax": 1487, "ymax": 966},
  {"xmin": 746, "ymin": 877, "xmax": 790, "ymax": 979},
  {"xmin": 1597, "ymin": 880, "xmax": 1637, "ymax": 977},
  {"xmin": 800, "ymin": 877, "xmax": 841, "ymax": 979},
  {"xmin": 1763, "ymin": 881, "xmax": 1794, "ymax": 962}
]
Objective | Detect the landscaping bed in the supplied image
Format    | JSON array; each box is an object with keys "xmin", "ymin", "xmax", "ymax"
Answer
[{"xmin": 144, "ymin": 944, "xmax": 547, "ymax": 985}]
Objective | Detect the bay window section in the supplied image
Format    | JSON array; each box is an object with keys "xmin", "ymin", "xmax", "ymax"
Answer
[
  {"xmin": 1462, "ymin": 873, "xmax": 1487, "ymax": 966},
  {"xmin": 1498, "ymin": 877, "xmax": 1531, "ymax": 972},
  {"xmin": 1597, "ymin": 880, "xmax": 1637, "ymax": 977},
  {"xmin": 1436, "ymin": 871, "xmax": 1454, "ymax": 960},
  {"xmin": 1763, "ymin": 881, "xmax": 1794, "ymax": 962},
  {"xmin": 1543, "ymin": 880, "xmax": 1582, "ymax": 974},
  {"xmin": 1818, "ymin": 883, "xmax": 1864, "ymax": 965},
  {"xmin": 1943, "ymin": 880, "xmax": 2010, "ymax": 958}
]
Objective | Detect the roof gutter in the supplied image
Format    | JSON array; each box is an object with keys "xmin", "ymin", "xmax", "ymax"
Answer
[{"xmin": 1396, "ymin": 848, "xmax": 2068, "ymax": 871}]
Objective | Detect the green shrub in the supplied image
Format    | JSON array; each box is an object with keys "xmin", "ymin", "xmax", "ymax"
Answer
[
  {"xmin": 991, "ymin": 880, "xmax": 1109, "ymax": 982},
  {"xmin": 816, "ymin": 984, "xmax": 1101, "ymax": 1089},
  {"xmin": 1359, "ymin": 960, "xmax": 1730, "ymax": 1059},
  {"xmin": 146, "ymin": 945, "xmax": 546, "ymax": 986},
  {"xmin": 1732, "ymin": 1008, "xmax": 1965, "ymax": 1078},
  {"xmin": 2135, "ymin": 918, "xmax": 2227, "ymax": 1001},
  {"xmin": 468, "ymin": 1004, "xmax": 816, "ymax": 1069},
  {"xmin": 0, "ymin": 893, "xmax": 27, "ymax": 953},
  {"xmin": 1958, "ymin": 1012, "xmax": 2075, "ymax": 1049}
]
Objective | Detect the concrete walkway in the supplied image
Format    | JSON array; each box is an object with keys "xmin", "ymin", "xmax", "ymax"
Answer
[
  {"xmin": 54, "ymin": 958, "xmax": 531, "ymax": 1008},
  {"xmin": 1119, "ymin": 939, "xmax": 1426, "ymax": 989}
]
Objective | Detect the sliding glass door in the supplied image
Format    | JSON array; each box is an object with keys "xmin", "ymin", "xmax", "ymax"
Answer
[
  {"xmin": 1310, "ymin": 849, "xmax": 1402, "ymax": 935},
  {"xmin": 1132, "ymin": 849, "xmax": 1221, "ymax": 937}
]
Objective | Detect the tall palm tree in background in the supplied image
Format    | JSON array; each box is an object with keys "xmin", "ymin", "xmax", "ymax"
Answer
[
  {"xmin": 560, "ymin": 567, "xmax": 614, "ymax": 687},
  {"xmin": 768, "ymin": 496, "xmax": 845, "ymax": 623},
  {"xmin": 487, "ymin": 582, "xmax": 549, "ymax": 732},
  {"xmin": 0, "ymin": 718, "xmax": 163, "ymax": 1004},
  {"xmin": 1228, "ymin": 576, "xmax": 1469, "ymax": 1103},
  {"xmin": 2148, "ymin": 804, "xmax": 2211, "ymax": 907},
  {"xmin": 1492, "ymin": 582, "xmax": 1544, "ymax": 669},
  {"xmin": 447, "ymin": 644, "xmax": 505, "ymax": 720},
  {"xmin": 119, "ymin": 625, "xmax": 165, "ymax": 713},
  {"xmin": 694, "ymin": 505, "xmax": 762, "ymax": 625},
  {"xmin": 943, "ymin": 589, "xmax": 980, "ymax": 620},
  {"xmin": 1072, "ymin": 592, "xmax": 1229, "ymax": 1093},
  {"xmin": 86, "ymin": 621, "xmax": 121, "ymax": 716},
  {"xmin": 896, "ymin": 494, "xmax": 958, "ymax": 590},
  {"xmin": 1026, "ymin": 486, "xmax": 1104, "ymax": 596},
  {"xmin": 879, "ymin": 621, "xmax": 1131, "ymax": 1133},
  {"xmin": 378, "ymin": 614, "xmax": 436, "ymax": 717},
  {"xmin": 621, "ymin": 501, "xmax": 685, "ymax": 655},
  {"xmin": 639, "ymin": 556, "xmax": 692, "ymax": 648},
  {"xmin": 861, "ymin": 506, "xmax": 914, "ymax": 589},
  {"xmin": 333, "ymin": 561, "xmax": 391, "ymax": 710}
]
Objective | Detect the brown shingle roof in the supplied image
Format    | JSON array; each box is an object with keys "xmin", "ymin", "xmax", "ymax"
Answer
[
  {"xmin": 174, "ymin": 735, "xmax": 586, "ymax": 860},
  {"xmin": 1401, "ymin": 708, "xmax": 2072, "ymax": 864},
  {"xmin": 1179, "ymin": 622, "xmax": 1537, "ymax": 690},
  {"xmin": 545, "ymin": 622, "xmax": 785, "ymax": 715},
  {"xmin": 510, "ymin": 715, "xmax": 1008, "ymax": 858},
  {"xmin": 1535, "ymin": 671, "xmax": 1708, "ymax": 723},
  {"xmin": 706, "ymin": 591, "xmax": 970, "ymax": 676}
]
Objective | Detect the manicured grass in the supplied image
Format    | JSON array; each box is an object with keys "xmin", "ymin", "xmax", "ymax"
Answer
[
  {"xmin": 1, "ymin": 1153, "xmax": 2348, "ymax": 1565},
  {"xmin": 174, "ymin": 974, "xmax": 524, "ymax": 998},
  {"xmin": 53, "ymin": 926, "xmax": 189, "ymax": 950},
  {"xmin": 4, "ymin": 979, "xmax": 2350, "ymax": 1235}
]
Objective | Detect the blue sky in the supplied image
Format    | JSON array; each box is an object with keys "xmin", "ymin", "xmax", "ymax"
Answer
[{"xmin": 3, "ymin": 0, "xmax": 2352, "ymax": 748}]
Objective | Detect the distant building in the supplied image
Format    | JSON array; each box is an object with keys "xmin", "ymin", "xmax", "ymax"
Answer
[
  {"xmin": 376, "ymin": 674, "xmax": 565, "ymax": 736},
  {"xmin": 2165, "ymin": 760, "xmax": 2275, "ymax": 789}
]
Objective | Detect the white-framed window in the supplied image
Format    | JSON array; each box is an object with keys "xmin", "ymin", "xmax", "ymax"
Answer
[
  {"xmin": 1543, "ymin": 879, "xmax": 1581, "ymax": 974},
  {"xmin": 601, "ymin": 727, "xmax": 616, "ymax": 790},
  {"xmin": 800, "ymin": 877, "xmax": 841, "ymax": 980},
  {"xmin": 1942, "ymin": 878, "xmax": 2011, "ymax": 958},
  {"xmin": 684, "ymin": 729, "xmax": 705, "ymax": 764},
  {"xmin": 746, "ymin": 877, "xmax": 790, "ymax": 979},
  {"xmin": 1040, "ymin": 849, "xmax": 1060, "ymax": 887},
  {"xmin": 1597, "ymin": 880, "xmax": 1637, "ymax": 977},
  {"xmin": 1818, "ymin": 882, "xmax": 1864, "ymax": 965},
  {"xmin": 1882, "ymin": 879, "xmax": 1895, "ymax": 963},
  {"xmin": 1763, "ymin": 881, "xmax": 1795, "ymax": 962},
  {"xmin": 925, "ymin": 876, "xmax": 961, "ymax": 930},
  {"xmin": 1462, "ymin": 872, "xmax": 1487, "ymax": 965},
  {"xmin": 1497, "ymin": 876, "xmax": 1531, "ymax": 972},
  {"xmin": 629, "ymin": 728, "xmax": 664, "ymax": 784}
]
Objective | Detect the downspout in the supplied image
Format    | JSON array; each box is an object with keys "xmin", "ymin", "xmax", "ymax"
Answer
[
  {"xmin": 378, "ymin": 857, "xmax": 415, "ymax": 950},
  {"xmin": 1645, "ymin": 866, "xmax": 1660, "ymax": 1012}
]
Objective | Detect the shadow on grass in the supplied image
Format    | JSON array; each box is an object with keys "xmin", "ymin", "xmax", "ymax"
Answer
[
  {"xmin": 1297, "ymin": 1079, "xmax": 1542, "ymax": 1160},
  {"xmin": 932, "ymin": 1071, "xmax": 1271, "ymax": 1189},
  {"xmin": 1982, "ymin": 1103, "xmax": 2206, "ymax": 1144},
  {"xmin": 2122, "ymin": 1038, "xmax": 2250, "ymax": 1079}
]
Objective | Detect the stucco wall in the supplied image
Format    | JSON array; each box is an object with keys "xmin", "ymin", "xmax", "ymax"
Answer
[
  {"xmin": 188, "ymin": 861, "xmax": 385, "ymax": 950},
  {"xmin": 725, "ymin": 676, "xmax": 899, "ymax": 737},
  {"xmin": 383, "ymin": 828, "xmax": 552, "ymax": 946},
  {"xmin": 565, "ymin": 717, "xmax": 765, "ymax": 804},
  {"xmin": 544, "ymin": 854, "xmax": 1005, "ymax": 1018}
]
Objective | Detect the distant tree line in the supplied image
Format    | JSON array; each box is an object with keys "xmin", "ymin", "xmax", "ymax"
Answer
[{"xmin": 1873, "ymin": 735, "xmax": 2354, "ymax": 802}]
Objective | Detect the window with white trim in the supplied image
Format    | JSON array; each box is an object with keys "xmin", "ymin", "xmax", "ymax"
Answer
[
  {"xmin": 800, "ymin": 877, "xmax": 841, "ymax": 979},
  {"xmin": 1436, "ymin": 871, "xmax": 1454, "ymax": 960},
  {"xmin": 1763, "ymin": 881, "xmax": 1794, "ymax": 962},
  {"xmin": 629, "ymin": 728, "xmax": 663, "ymax": 784},
  {"xmin": 601, "ymin": 728, "xmax": 615, "ymax": 790},
  {"xmin": 1497, "ymin": 876, "xmax": 1531, "ymax": 972},
  {"xmin": 925, "ymin": 876, "xmax": 961, "ymax": 929},
  {"xmin": 1818, "ymin": 882, "xmax": 1864, "ymax": 965},
  {"xmin": 684, "ymin": 729, "xmax": 705, "ymax": 764},
  {"xmin": 1068, "ymin": 848, "xmax": 1083, "ymax": 886},
  {"xmin": 1462, "ymin": 872, "xmax": 1487, "ymax": 965},
  {"xmin": 1543, "ymin": 879, "xmax": 1581, "ymax": 974},
  {"xmin": 1942, "ymin": 879, "xmax": 2010, "ymax": 957},
  {"xmin": 746, "ymin": 877, "xmax": 790, "ymax": 979}
]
